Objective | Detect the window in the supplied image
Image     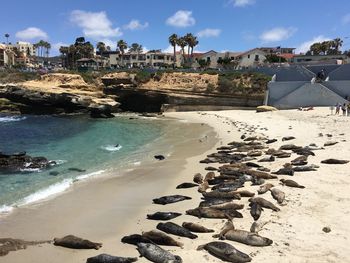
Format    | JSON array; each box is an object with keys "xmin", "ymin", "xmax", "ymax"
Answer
[
  {"xmin": 255, "ymin": 55, "xmax": 259, "ymax": 61},
  {"xmin": 247, "ymin": 55, "xmax": 250, "ymax": 59}
]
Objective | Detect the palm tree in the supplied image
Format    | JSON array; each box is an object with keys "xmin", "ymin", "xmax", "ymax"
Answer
[
  {"xmin": 184, "ymin": 33, "xmax": 193, "ymax": 60},
  {"xmin": 45, "ymin": 42, "xmax": 51, "ymax": 58},
  {"xmin": 4, "ymin": 33, "xmax": 9, "ymax": 44},
  {"xmin": 96, "ymin": 42, "xmax": 106, "ymax": 55},
  {"xmin": 117, "ymin": 40, "xmax": 128, "ymax": 67},
  {"xmin": 129, "ymin": 43, "xmax": 143, "ymax": 53},
  {"xmin": 59, "ymin": 46, "xmax": 69, "ymax": 68},
  {"xmin": 176, "ymin": 37, "xmax": 187, "ymax": 66},
  {"xmin": 168, "ymin": 34, "xmax": 178, "ymax": 67},
  {"xmin": 188, "ymin": 35, "xmax": 198, "ymax": 60},
  {"xmin": 333, "ymin": 38, "xmax": 343, "ymax": 52}
]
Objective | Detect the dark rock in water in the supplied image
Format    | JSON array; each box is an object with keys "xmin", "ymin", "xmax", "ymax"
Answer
[
  {"xmin": 53, "ymin": 235, "xmax": 102, "ymax": 250},
  {"xmin": 154, "ymin": 155, "xmax": 165, "ymax": 161},
  {"xmin": 176, "ymin": 182, "xmax": 198, "ymax": 189},
  {"xmin": 121, "ymin": 234, "xmax": 154, "ymax": 246},
  {"xmin": 147, "ymin": 212, "xmax": 182, "ymax": 221},
  {"xmin": 321, "ymin": 159, "xmax": 349, "ymax": 164},
  {"xmin": 86, "ymin": 254, "xmax": 138, "ymax": 263},
  {"xmin": 68, "ymin": 168, "xmax": 86, "ymax": 172},
  {"xmin": 156, "ymin": 222, "xmax": 198, "ymax": 239},
  {"xmin": 0, "ymin": 152, "xmax": 51, "ymax": 173},
  {"xmin": 49, "ymin": 171, "xmax": 60, "ymax": 176},
  {"xmin": 152, "ymin": 195, "xmax": 191, "ymax": 205}
]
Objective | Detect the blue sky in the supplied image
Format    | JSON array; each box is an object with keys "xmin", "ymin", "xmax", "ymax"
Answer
[{"xmin": 1, "ymin": 0, "xmax": 350, "ymax": 56}]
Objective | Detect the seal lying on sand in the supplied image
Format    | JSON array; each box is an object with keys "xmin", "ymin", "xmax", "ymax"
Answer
[
  {"xmin": 176, "ymin": 182, "xmax": 198, "ymax": 189},
  {"xmin": 142, "ymin": 230, "xmax": 184, "ymax": 248},
  {"xmin": 156, "ymin": 222, "xmax": 198, "ymax": 239},
  {"xmin": 214, "ymin": 223, "xmax": 273, "ymax": 247},
  {"xmin": 137, "ymin": 243, "xmax": 182, "ymax": 263},
  {"xmin": 53, "ymin": 235, "xmax": 102, "ymax": 250},
  {"xmin": 86, "ymin": 254, "xmax": 137, "ymax": 263},
  {"xmin": 293, "ymin": 165, "xmax": 318, "ymax": 172},
  {"xmin": 152, "ymin": 195, "xmax": 191, "ymax": 205},
  {"xmin": 258, "ymin": 183, "xmax": 274, "ymax": 195},
  {"xmin": 197, "ymin": 241, "xmax": 251, "ymax": 263},
  {"xmin": 208, "ymin": 201, "xmax": 244, "ymax": 210},
  {"xmin": 321, "ymin": 159, "xmax": 349, "ymax": 164},
  {"xmin": 186, "ymin": 207, "xmax": 243, "ymax": 219},
  {"xmin": 280, "ymin": 179, "xmax": 305, "ymax": 188},
  {"xmin": 270, "ymin": 188, "xmax": 285, "ymax": 204},
  {"xmin": 147, "ymin": 212, "xmax": 181, "ymax": 221},
  {"xmin": 182, "ymin": 222, "xmax": 214, "ymax": 233},
  {"xmin": 121, "ymin": 235, "xmax": 153, "ymax": 246},
  {"xmin": 250, "ymin": 202, "xmax": 263, "ymax": 221},
  {"xmin": 249, "ymin": 197, "xmax": 280, "ymax": 212},
  {"xmin": 291, "ymin": 155, "xmax": 308, "ymax": 166},
  {"xmin": 202, "ymin": 191, "xmax": 241, "ymax": 200}
]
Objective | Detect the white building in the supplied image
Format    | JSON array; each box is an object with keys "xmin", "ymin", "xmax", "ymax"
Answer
[
  {"xmin": 0, "ymin": 44, "xmax": 16, "ymax": 67},
  {"xmin": 15, "ymin": 41, "xmax": 36, "ymax": 56},
  {"xmin": 235, "ymin": 48, "xmax": 267, "ymax": 68}
]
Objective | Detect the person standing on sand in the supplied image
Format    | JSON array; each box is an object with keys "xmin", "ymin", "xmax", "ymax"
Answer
[
  {"xmin": 341, "ymin": 103, "xmax": 347, "ymax": 116},
  {"xmin": 335, "ymin": 103, "xmax": 341, "ymax": 115},
  {"xmin": 347, "ymin": 103, "xmax": 350, "ymax": 116}
]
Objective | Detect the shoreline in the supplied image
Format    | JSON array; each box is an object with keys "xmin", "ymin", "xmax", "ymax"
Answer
[{"xmin": 1, "ymin": 108, "xmax": 350, "ymax": 262}]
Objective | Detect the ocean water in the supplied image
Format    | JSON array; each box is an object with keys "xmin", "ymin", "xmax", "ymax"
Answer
[{"xmin": 0, "ymin": 114, "xmax": 181, "ymax": 214}]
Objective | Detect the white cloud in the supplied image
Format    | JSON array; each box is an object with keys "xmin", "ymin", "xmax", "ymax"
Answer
[
  {"xmin": 260, "ymin": 27, "xmax": 297, "ymax": 43},
  {"xmin": 241, "ymin": 31, "xmax": 256, "ymax": 42},
  {"xmin": 342, "ymin": 13, "xmax": 350, "ymax": 24},
  {"xmin": 51, "ymin": 42, "xmax": 69, "ymax": 55},
  {"xmin": 16, "ymin": 27, "xmax": 48, "ymax": 40},
  {"xmin": 295, "ymin": 35, "xmax": 331, "ymax": 54},
  {"xmin": 230, "ymin": 0, "xmax": 255, "ymax": 7},
  {"xmin": 166, "ymin": 10, "xmax": 195, "ymax": 28},
  {"xmin": 163, "ymin": 45, "xmax": 181, "ymax": 53},
  {"xmin": 124, "ymin": 19, "xmax": 149, "ymax": 30},
  {"xmin": 197, "ymin": 28, "xmax": 221, "ymax": 38},
  {"xmin": 70, "ymin": 10, "xmax": 122, "ymax": 39}
]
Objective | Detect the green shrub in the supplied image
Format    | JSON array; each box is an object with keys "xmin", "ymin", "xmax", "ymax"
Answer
[{"xmin": 206, "ymin": 83, "xmax": 216, "ymax": 93}]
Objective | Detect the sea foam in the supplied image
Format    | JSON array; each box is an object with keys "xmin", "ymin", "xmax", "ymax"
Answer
[
  {"xmin": 75, "ymin": 170, "xmax": 106, "ymax": 181},
  {"xmin": 0, "ymin": 116, "xmax": 26, "ymax": 123},
  {"xmin": 101, "ymin": 144, "xmax": 122, "ymax": 152}
]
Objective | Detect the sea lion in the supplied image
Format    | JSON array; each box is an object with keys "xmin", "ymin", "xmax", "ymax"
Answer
[
  {"xmin": 280, "ymin": 179, "xmax": 305, "ymax": 188},
  {"xmin": 257, "ymin": 167, "xmax": 271, "ymax": 172},
  {"xmin": 293, "ymin": 148, "xmax": 315, "ymax": 156},
  {"xmin": 249, "ymin": 197, "xmax": 280, "ymax": 212},
  {"xmin": 270, "ymin": 188, "xmax": 285, "ymax": 204},
  {"xmin": 250, "ymin": 221, "xmax": 270, "ymax": 234},
  {"xmin": 258, "ymin": 183, "xmax": 274, "ymax": 195},
  {"xmin": 68, "ymin": 168, "xmax": 86, "ymax": 172},
  {"xmin": 156, "ymin": 222, "xmax": 197, "ymax": 239},
  {"xmin": 199, "ymin": 199, "xmax": 229, "ymax": 207},
  {"xmin": 258, "ymin": 155, "xmax": 275, "ymax": 162},
  {"xmin": 244, "ymin": 169, "xmax": 277, "ymax": 179},
  {"xmin": 250, "ymin": 202, "xmax": 263, "ymax": 221},
  {"xmin": 282, "ymin": 136, "xmax": 295, "ymax": 141},
  {"xmin": 176, "ymin": 182, "xmax": 198, "ymax": 189},
  {"xmin": 279, "ymin": 144, "xmax": 302, "ymax": 150},
  {"xmin": 198, "ymin": 181, "xmax": 210, "ymax": 193},
  {"xmin": 197, "ymin": 241, "xmax": 251, "ymax": 262},
  {"xmin": 324, "ymin": 141, "xmax": 338, "ymax": 147},
  {"xmin": 147, "ymin": 212, "xmax": 181, "ymax": 221},
  {"xmin": 142, "ymin": 230, "xmax": 183, "ymax": 248},
  {"xmin": 247, "ymin": 150, "xmax": 262, "ymax": 157},
  {"xmin": 231, "ymin": 190, "xmax": 255, "ymax": 198},
  {"xmin": 53, "ymin": 235, "xmax": 102, "ymax": 250},
  {"xmin": 0, "ymin": 238, "xmax": 50, "ymax": 257},
  {"xmin": 202, "ymin": 190, "xmax": 241, "ymax": 200},
  {"xmin": 272, "ymin": 167, "xmax": 294, "ymax": 176},
  {"xmin": 182, "ymin": 222, "xmax": 214, "ymax": 233},
  {"xmin": 121, "ymin": 234, "xmax": 153, "ymax": 246},
  {"xmin": 152, "ymin": 195, "xmax": 191, "ymax": 205},
  {"xmin": 205, "ymin": 166, "xmax": 218, "ymax": 171},
  {"xmin": 251, "ymin": 176, "xmax": 265, "ymax": 186},
  {"xmin": 186, "ymin": 207, "xmax": 243, "ymax": 219},
  {"xmin": 293, "ymin": 165, "xmax": 318, "ymax": 172},
  {"xmin": 214, "ymin": 224, "xmax": 273, "ymax": 247},
  {"xmin": 204, "ymin": 172, "xmax": 216, "ymax": 181},
  {"xmin": 86, "ymin": 254, "xmax": 137, "ymax": 263},
  {"xmin": 193, "ymin": 173, "xmax": 203, "ymax": 184},
  {"xmin": 321, "ymin": 159, "xmax": 349, "ymax": 164},
  {"xmin": 208, "ymin": 201, "xmax": 244, "ymax": 210},
  {"xmin": 136, "ymin": 243, "xmax": 182, "ymax": 263},
  {"xmin": 245, "ymin": 162, "xmax": 261, "ymax": 168},
  {"xmin": 154, "ymin": 155, "xmax": 165, "ymax": 161},
  {"xmin": 266, "ymin": 139, "xmax": 278, "ymax": 144},
  {"xmin": 291, "ymin": 155, "xmax": 308, "ymax": 166}
]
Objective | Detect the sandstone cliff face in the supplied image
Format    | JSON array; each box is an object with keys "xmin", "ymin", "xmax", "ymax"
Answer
[
  {"xmin": 0, "ymin": 73, "xmax": 119, "ymax": 117},
  {"xmin": 141, "ymin": 72, "xmax": 218, "ymax": 92}
]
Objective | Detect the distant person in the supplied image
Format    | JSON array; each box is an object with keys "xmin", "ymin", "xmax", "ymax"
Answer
[
  {"xmin": 347, "ymin": 103, "xmax": 350, "ymax": 116},
  {"xmin": 335, "ymin": 103, "xmax": 341, "ymax": 115},
  {"xmin": 342, "ymin": 103, "xmax": 347, "ymax": 116}
]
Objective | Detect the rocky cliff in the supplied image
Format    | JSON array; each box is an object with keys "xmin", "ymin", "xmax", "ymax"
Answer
[{"xmin": 0, "ymin": 73, "xmax": 119, "ymax": 117}]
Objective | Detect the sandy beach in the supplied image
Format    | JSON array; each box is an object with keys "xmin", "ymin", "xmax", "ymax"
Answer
[{"xmin": 1, "ymin": 107, "xmax": 350, "ymax": 263}]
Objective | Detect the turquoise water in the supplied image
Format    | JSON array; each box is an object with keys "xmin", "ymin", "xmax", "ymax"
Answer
[{"xmin": 0, "ymin": 114, "xmax": 175, "ymax": 213}]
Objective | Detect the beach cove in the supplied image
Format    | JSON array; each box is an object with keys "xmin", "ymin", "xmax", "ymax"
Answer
[{"xmin": 1, "ymin": 108, "xmax": 350, "ymax": 262}]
